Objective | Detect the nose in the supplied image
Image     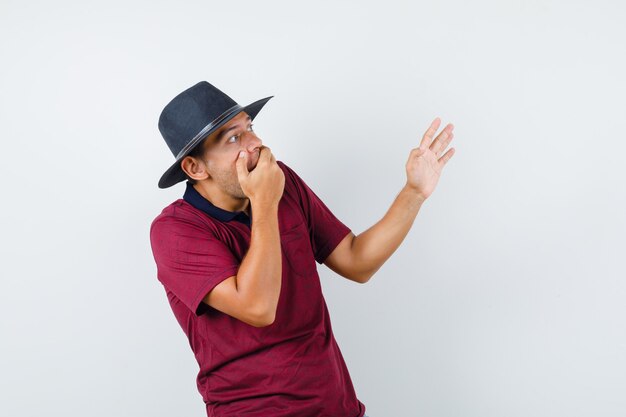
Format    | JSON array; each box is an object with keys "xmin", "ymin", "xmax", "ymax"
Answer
[{"xmin": 241, "ymin": 130, "xmax": 262, "ymax": 154}]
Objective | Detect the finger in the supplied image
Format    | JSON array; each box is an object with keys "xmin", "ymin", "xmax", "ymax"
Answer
[
  {"xmin": 419, "ymin": 117, "xmax": 442, "ymax": 150},
  {"xmin": 433, "ymin": 130, "xmax": 454, "ymax": 158},
  {"xmin": 236, "ymin": 150, "xmax": 249, "ymax": 179},
  {"xmin": 431, "ymin": 124, "xmax": 454, "ymax": 156},
  {"xmin": 438, "ymin": 147, "xmax": 455, "ymax": 166},
  {"xmin": 263, "ymin": 145, "xmax": 274, "ymax": 160},
  {"xmin": 259, "ymin": 146, "xmax": 272, "ymax": 163},
  {"xmin": 410, "ymin": 146, "xmax": 427, "ymax": 158}
]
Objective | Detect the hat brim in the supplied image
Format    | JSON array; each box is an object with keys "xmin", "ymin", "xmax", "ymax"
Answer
[{"xmin": 158, "ymin": 96, "xmax": 273, "ymax": 189}]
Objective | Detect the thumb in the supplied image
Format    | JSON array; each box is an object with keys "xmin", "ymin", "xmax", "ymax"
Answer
[{"xmin": 236, "ymin": 151, "xmax": 249, "ymax": 180}]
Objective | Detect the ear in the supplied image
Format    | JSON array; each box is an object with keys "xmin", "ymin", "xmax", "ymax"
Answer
[{"xmin": 180, "ymin": 156, "xmax": 210, "ymax": 181}]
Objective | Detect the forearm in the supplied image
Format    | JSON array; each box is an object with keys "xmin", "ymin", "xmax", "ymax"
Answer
[
  {"xmin": 236, "ymin": 203, "xmax": 282, "ymax": 321},
  {"xmin": 351, "ymin": 184, "xmax": 426, "ymax": 280}
]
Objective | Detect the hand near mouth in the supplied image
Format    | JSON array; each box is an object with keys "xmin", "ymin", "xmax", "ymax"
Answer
[{"xmin": 236, "ymin": 146, "xmax": 285, "ymax": 208}]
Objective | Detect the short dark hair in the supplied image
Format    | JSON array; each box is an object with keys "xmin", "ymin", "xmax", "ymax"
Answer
[{"xmin": 183, "ymin": 138, "xmax": 208, "ymax": 185}]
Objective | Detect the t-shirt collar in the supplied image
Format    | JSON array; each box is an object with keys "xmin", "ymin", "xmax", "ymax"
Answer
[{"xmin": 183, "ymin": 181, "xmax": 251, "ymax": 225}]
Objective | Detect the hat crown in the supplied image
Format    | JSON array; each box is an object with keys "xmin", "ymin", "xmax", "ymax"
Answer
[{"xmin": 158, "ymin": 81, "xmax": 237, "ymax": 157}]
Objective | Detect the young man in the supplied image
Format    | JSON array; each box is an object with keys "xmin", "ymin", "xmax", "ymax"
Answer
[{"xmin": 150, "ymin": 81, "xmax": 455, "ymax": 417}]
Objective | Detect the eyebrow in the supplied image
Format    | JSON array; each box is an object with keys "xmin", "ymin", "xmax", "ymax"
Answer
[{"xmin": 215, "ymin": 115, "xmax": 252, "ymax": 142}]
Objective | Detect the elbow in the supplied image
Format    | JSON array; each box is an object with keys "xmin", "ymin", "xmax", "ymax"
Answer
[
  {"xmin": 351, "ymin": 271, "xmax": 365, "ymax": 284},
  {"xmin": 356, "ymin": 267, "xmax": 379, "ymax": 284},
  {"xmin": 352, "ymin": 271, "xmax": 371, "ymax": 284},
  {"xmin": 254, "ymin": 312, "xmax": 276, "ymax": 327},
  {"xmin": 247, "ymin": 304, "xmax": 277, "ymax": 328}
]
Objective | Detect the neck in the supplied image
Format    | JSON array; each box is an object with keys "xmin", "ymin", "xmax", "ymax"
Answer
[{"xmin": 193, "ymin": 183, "xmax": 250, "ymax": 214}]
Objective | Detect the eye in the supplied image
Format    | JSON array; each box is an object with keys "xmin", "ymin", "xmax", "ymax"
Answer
[{"xmin": 226, "ymin": 124, "xmax": 254, "ymax": 144}]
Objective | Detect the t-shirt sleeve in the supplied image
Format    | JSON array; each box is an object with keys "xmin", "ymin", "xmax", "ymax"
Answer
[
  {"xmin": 150, "ymin": 214, "xmax": 240, "ymax": 316},
  {"xmin": 278, "ymin": 161, "xmax": 352, "ymax": 264}
]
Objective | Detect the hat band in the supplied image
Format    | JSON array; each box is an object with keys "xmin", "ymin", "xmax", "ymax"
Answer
[{"xmin": 175, "ymin": 103, "xmax": 243, "ymax": 160}]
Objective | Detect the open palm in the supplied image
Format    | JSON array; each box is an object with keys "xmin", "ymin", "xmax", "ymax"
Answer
[{"xmin": 405, "ymin": 117, "xmax": 456, "ymax": 199}]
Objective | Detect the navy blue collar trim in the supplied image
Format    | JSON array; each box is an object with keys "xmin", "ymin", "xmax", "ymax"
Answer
[{"xmin": 183, "ymin": 181, "xmax": 251, "ymax": 226}]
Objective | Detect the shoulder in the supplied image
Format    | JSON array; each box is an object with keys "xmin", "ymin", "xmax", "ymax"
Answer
[
  {"xmin": 276, "ymin": 159, "xmax": 308, "ymax": 190},
  {"xmin": 150, "ymin": 199, "xmax": 219, "ymax": 239},
  {"xmin": 277, "ymin": 160, "xmax": 311, "ymax": 204},
  {"xmin": 276, "ymin": 159, "xmax": 293, "ymax": 176}
]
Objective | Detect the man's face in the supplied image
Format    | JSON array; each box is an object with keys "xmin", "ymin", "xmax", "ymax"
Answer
[{"xmin": 194, "ymin": 111, "xmax": 263, "ymax": 199}]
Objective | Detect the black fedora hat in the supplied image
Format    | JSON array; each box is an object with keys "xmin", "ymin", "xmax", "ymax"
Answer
[{"xmin": 157, "ymin": 81, "xmax": 273, "ymax": 188}]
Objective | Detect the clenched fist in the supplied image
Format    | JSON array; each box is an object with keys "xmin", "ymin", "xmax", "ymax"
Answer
[{"xmin": 236, "ymin": 146, "xmax": 285, "ymax": 209}]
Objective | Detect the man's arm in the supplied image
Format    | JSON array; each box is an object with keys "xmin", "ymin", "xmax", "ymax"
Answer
[
  {"xmin": 201, "ymin": 146, "xmax": 285, "ymax": 327},
  {"xmin": 203, "ymin": 204, "xmax": 281, "ymax": 327},
  {"xmin": 324, "ymin": 117, "xmax": 456, "ymax": 284},
  {"xmin": 324, "ymin": 185, "xmax": 426, "ymax": 284}
]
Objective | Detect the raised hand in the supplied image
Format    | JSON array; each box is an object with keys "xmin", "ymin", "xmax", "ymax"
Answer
[{"xmin": 405, "ymin": 117, "xmax": 456, "ymax": 200}]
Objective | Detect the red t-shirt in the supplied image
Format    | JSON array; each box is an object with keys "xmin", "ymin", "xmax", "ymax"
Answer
[{"xmin": 150, "ymin": 160, "xmax": 366, "ymax": 417}]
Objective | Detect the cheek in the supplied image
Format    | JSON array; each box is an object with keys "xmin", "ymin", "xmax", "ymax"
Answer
[
  {"xmin": 207, "ymin": 151, "xmax": 240, "ymax": 174},
  {"xmin": 229, "ymin": 151, "xmax": 245, "ymax": 170},
  {"xmin": 204, "ymin": 159, "xmax": 215, "ymax": 171}
]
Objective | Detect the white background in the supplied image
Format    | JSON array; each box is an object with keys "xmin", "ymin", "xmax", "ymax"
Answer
[{"xmin": 1, "ymin": 1, "xmax": 625, "ymax": 416}]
